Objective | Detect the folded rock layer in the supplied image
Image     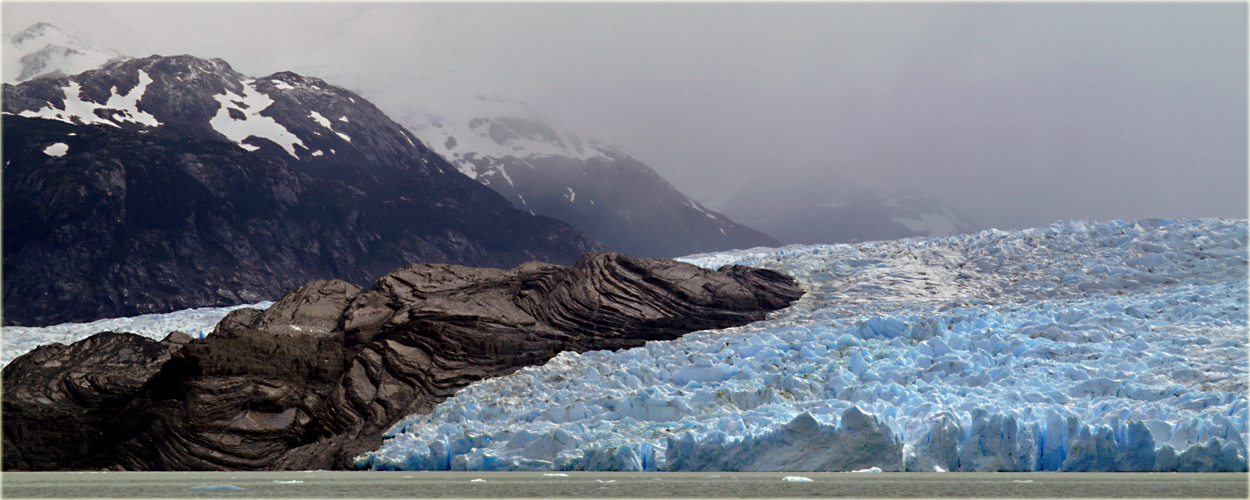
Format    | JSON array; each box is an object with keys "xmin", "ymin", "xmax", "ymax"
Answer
[{"xmin": 1, "ymin": 253, "xmax": 802, "ymax": 470}]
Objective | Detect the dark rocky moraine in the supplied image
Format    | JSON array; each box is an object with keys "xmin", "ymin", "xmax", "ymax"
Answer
[{"xmin": 2, "ymin": 253, "xmax": 803, "ymax": 471}]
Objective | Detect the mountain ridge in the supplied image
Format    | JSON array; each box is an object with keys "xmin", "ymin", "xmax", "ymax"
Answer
[
  {"xmin": 4, "ymin": 21, "xmax": 779, "ymax": 261},
  {"xmin": 401, "ymin": 104, "xmax": 780, "ymax": 258},
  {"xmin": 2, "ymin": 53, "xmax": 604, "ymax": 326}
]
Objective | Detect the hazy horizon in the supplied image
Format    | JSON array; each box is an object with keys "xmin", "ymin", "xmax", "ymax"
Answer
[{"xmin": 4, "ymin": 2, "xmax": 1246, "ymax": 232}]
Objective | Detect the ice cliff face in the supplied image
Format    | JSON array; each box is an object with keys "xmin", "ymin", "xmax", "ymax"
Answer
[{"xmin": 356, "ymin": 218, "xmax": 1248, "ymax": 472}]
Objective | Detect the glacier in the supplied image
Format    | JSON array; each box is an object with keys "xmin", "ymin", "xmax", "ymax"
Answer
[{"xmin": 355, "ymin": 218, "xmax": 1248, "ymax": 473}]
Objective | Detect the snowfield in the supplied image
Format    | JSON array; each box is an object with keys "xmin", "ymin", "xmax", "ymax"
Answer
[{"xmin": 356, "ymin": 218, "xmax": 1248, "ymax": 473}]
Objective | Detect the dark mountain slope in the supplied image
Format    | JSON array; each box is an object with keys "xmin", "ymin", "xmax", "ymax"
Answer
[
  {"xmin": 2, "ymin": 55, "xmax": 603, "ymax": 326},
  {"xmin": 460, "ymin": 148, "xmax": 779, "ymax": 258}
]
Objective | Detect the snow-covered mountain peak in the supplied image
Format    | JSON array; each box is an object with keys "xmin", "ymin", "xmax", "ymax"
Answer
[
  {"xmin": 10, "ymin": 22, "xmax": 78, "ymax": 51},
  {"xmin": 407, "ymin": 96, "xmax": 618, "ymax": 182},
  {"xmin": 4, "ymin": 53, "xmax": 437, "ymax": 170},
  {"xmin": 5, "ymin": 22, "xmax": 125, "ymax": 84}
]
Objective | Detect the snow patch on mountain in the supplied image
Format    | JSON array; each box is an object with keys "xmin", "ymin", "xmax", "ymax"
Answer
[
  {"xmin": 355, "ymin": 218, "xmax": 1247, "ymax": 473},
  {"xmin": 209, "ymin": 80, "xmax": 305, "ymax": 157},
  {"xmin": 1, "ymin": 302, "xmax": 273, "ymax": 367},
  {"xmin": 42, "ymin": 142, "xmax": 68, "ymax": 157},
  {"xmin": 685, "ymin": 198, "xmax": 709, "ymax": 214},
  {"xmin": 309, "ymin": 110, "xmax": 332, "ymax": 129},
  {"xmin": 16, "ymin": 70, "xmax": 160, "ymax": 128}
]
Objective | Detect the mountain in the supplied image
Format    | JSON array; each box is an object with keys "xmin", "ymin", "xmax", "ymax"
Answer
[
  {"xmin": 3, "ymin": 22, "xmax": 125, "ymax": 84},
  {"xmin": 395, "ymin": 98, "xmax": 779, "ymax": 258},
  {"xmin": 2, "ymin": 54, "xmax": 604, "ymax": 326},
  {"xmin": 719, "ymin": 173, "xmax": 981, "ymax": 245}
]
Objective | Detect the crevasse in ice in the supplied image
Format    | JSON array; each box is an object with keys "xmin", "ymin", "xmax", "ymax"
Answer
[{"xmin": 355, "ymin": 218, "xmax": 1248, "ymax": 472}]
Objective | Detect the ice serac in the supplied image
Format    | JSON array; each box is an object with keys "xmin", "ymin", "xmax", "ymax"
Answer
[
  {"xmin": 2, "ymin": 53, "xmax": 604, "ymax": 327},
  {"xmin": 357, "ymin": 218, "xmax": 1247, "ymax": 473},
  {"xmin": 0, "ymin": 253, "xmax": 802, "ymax": 470},
  {"xmin": 666, "ymin": 409, "xmax": 903, "ymax": 472}
]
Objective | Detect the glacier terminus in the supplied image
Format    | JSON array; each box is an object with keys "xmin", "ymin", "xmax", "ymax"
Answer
[{"xmin": 355, "ymin": 218, "xmax": 1247, "ymax": 473}]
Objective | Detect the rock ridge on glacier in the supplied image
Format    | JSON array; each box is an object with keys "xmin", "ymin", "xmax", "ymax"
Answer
[{"xmin": 1, "ymin": 253, "xmax": 802, "ymax": 470}]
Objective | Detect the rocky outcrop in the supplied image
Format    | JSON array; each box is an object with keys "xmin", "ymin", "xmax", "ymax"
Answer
[
  {"xmin": 2, "ymin": 253, "xmax": 803, "ymax": 471},
  {"xmin": 0, "ymin": 330, "xmax": 193, "ymax": 470}
]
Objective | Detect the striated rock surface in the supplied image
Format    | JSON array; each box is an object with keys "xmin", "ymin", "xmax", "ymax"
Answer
[
  {"xmin": 1, "ymin": 331, "xmax": 193, "ymax": 470},
  {"xmin": 2, "ymin": 253, "xmax": 802, "ymax": 471}
]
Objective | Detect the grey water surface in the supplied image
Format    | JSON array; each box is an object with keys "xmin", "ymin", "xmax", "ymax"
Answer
[{"xmin": 1, "ymin": 471, "xmax": 1246, "ymax": 498}]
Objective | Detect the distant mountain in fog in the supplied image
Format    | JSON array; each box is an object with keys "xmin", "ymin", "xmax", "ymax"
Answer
[
  {"xmin": 395, "ymin": 98, "xmax": 779, "ymax": 258},
  {"xmin": 3, "ymin": 22, "xmax": 125, "ymax": 83},
  {"xmin": 719, "ymin": 174, "xmax": 982, "ymax": 245}
]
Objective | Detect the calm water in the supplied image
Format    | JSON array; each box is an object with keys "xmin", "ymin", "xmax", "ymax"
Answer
[{"xmin": 1, "ymin": 471, "xmax": 1245, "ymax": 498}]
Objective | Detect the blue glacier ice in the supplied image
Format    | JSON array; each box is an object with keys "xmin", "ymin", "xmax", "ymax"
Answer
[{"xmin": 356, "ymin": 218, "xmax": 1248, "ymax": 472}]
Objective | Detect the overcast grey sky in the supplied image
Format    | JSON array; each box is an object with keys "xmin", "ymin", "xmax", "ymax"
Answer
[{"xmin": 4, "ymin": 2, "xmax": 1246, "ymax": 230}]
